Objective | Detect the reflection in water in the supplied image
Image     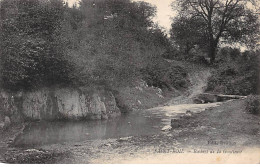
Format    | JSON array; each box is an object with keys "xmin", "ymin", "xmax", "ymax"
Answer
[{"xmin": 14, "ymin": 102, "xmax": 221, "ymax": 147}]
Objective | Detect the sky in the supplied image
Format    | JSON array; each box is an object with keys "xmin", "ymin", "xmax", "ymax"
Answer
[
  {"xmin": 133, "ymin": 0, "xmax": 176, "ymax": 32},
  {"xmin": 66, "ymin": 0, "xmax": 176, "ymax": 32}
]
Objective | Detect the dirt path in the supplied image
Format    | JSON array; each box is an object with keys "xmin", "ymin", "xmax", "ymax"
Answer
[
  {"xmin": 165, "ymin": 60, "xmax": 212, "ymax": 103},
  {"xmin": 166, "ymin": 67, "xmax": 211, "ymax": 105}
]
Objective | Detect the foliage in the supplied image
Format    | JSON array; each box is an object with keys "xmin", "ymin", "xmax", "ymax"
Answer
[
  {"xmin": 170, "ymin": 15, "xmax": 208, "ymax": 53},
  {"xmin": 141, "ymin": 58, "xmax": 189, "ymax": 90},
  {"xmin": 62, "ymin": 0, "xmax": 171, "ymax": 88},
  {"xmin": 172, "ymin": 0, "xmax": 259, "ymax": 63},
  {"xmin": 206, "ymin": 48, "xmax": 259, "ymax": 95},
  {"xmin": 162, "ymin": 44, "xmax": 210, "ymax": 65},
  {"xmin": 0, "ymin": 0, "xmax": 176, "ymax": 92},
  {"xmin": 0, "ymin": 0, "xmax": 73, "ymax": 91},
  {"xmin": 246, "ymin": 95, "xmax": 260, "ymax": 115}
]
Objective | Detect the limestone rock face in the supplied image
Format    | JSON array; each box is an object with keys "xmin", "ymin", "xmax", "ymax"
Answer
[
  {"xmin": 22, "ymin": 89, "xmax": 49, "ymax": 120},
  {"xmin": 0, "ymin": 88, "xmax": 121, "ymax": 122}
]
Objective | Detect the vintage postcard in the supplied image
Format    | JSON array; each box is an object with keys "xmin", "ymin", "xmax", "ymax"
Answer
[{"xmin": 0, "ymin": 0, "xmax": 259, "ymax": 164}]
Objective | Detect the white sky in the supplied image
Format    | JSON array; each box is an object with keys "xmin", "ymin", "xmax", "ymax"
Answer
[
  {"xmin": 133, "ymin": 0, "xmax": 176, "ymax": 32},
  {"xmin": 66, "ymin": 0, "xmax": 176, "ymax": 32}
]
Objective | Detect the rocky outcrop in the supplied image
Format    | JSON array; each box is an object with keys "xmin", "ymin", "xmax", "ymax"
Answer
[{"xmin": 0, "ymin": 88, "xmax": 121, "ymax": 123}]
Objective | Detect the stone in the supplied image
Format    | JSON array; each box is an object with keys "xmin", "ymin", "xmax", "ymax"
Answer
[
  {"xmin": 100, "ymin": 102, "xmax": 108, "ymax": 119},
  {"xmin": 161, "ymin": 125, "xmax": 172, "ymax": 131},
  {"xmin": 186, "ymin": 110, "xmax": 192, "ymax": 116},
  {"xmin": 104, "ymin": 143, "xmax": 112, "ymax": 147},
  {"xmin": 193, "ymin": 98, "xmax": 204, "ymax": 104},
  {"xmin": 171, "ymin": 119, "xmax": 181, "ymax": 128},
  {"xmin": 0, "ymin": 114, "xmax": 4, "ymax": 129},
  {"xmin": 0, "ymin": 122, "xmax": 4, "ymax": 129},
  {"xmin": 117, "ymin": 136, "xmax": 132, "ymax": 142},
  {"xmin": 186, "ymin": 110, "xmax": 192, "ymax": 114},
  {"xmin": 25, "ymin": 149, "xmax": 44, "ymax": 153},
  {"xmin": 4, "ymin": 116, "xmax": 11, "ymax": 127},
  {"xmin": 193, "ymin": 93, "xmax": 246, "ymax": 104},
  {"xmin": 193, "ymin": 93, "xmax": 218, "ymax": 103},
  {"xmin": 0, "ymin": 88, "xmax": 121, "ymax": 121}
]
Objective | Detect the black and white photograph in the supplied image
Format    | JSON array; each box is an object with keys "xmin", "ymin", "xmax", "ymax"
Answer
[{"xmin": 0, "ymin": 0, "xmax": 259, "ymax": 164}]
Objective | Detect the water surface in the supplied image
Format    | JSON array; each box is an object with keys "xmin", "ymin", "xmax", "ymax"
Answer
[{"xmin": 13, "ymin": 102, "xmax": 220, "ymax": 147}]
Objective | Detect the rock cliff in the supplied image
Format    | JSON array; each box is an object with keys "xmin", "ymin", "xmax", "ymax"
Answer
[{"xmin": 0, "ymin": 88, "xmax": 121, "ymax": 124}]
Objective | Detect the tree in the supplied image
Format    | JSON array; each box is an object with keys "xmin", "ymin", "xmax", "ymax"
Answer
[
  {"xmin": 170, "ymin": 15, "xmax": 208, "ymax": 54},
  {"xmin": 0, "ymin": 0, "xmax": 73, "ymax": 90},
  {"xmin": 173, "ymin": 0, "xmax": 259, "ymax": 63},
  {"xmin": 65, "ymin": 0, "xmax": 169, "ymax": 87}
]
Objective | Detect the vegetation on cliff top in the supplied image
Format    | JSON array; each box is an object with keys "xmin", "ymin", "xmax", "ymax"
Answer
[
  {"xmin": 0, "ymin": 0, "xmax": 258, "ymax": 97},
  {"xmin": 0, "ymin": 0, "xmax": 188, "ymax": 95}
]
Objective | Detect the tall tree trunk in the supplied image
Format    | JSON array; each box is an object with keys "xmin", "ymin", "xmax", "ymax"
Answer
[
  {"xmin": 185, "ymin": 43, "xmax": 191, "ymax": 54},
  {"xmin": 209, "ymin": 46, "xmax": 216, "ymax": 64},
  {"xmin": 207, "ymin": 5, "xmax": 217, "ymax": 64},
  {"xmin": 208, "ymin": 39, "xmax": 218, "ymax": 64}
]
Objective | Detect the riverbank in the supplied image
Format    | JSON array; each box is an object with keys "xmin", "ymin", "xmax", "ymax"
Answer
[
  {"xmin": 82, "ymin": 98, "xmax": 260, "ymax": 163},
  {"xmin": 2, "ymin": 98, "xmax": 259, "ymax": 163},
  {"xmin": 0, "ymin": 124, "xmax": 26, "ymax": 163},
  {"xmin": 0, "ymin": 123, "xmax": 72, "ymax": 164}
]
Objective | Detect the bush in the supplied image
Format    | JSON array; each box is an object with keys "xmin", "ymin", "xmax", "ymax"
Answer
[
  {"xmin": 161, "ymin": 47, "xmax": 181, "ymax": 60},
  {"xmin": 187, "ymin": 48, "xmax": 209, "ymax": 64},
  {"xmin": 62, "ymin": 0, "xmax": 170, "ymax": 90},
  {"xmin": 162, "ymin": 45, "xmax": 210, "ymax": 65},
  {"xmin": 206, "ymin": 48, "xmax": 259, "ymax": 95},
  {"xmin": 141, "ymin": 58, "xmax": 190, "ymax": 90},
  {"xmin": 246, "ymin": 95, "xmax": 260, "ymax": 115},
  {"xmin": 0, "ymin": 0, "xmax": 177, "ymax": 94},
  {"xmin": 216, "ymin": 47, "xmax": 241, "ymax": 63},
  {"xmin": 0, "ymin": 0, "xmax": 73, "ymax": 91}
]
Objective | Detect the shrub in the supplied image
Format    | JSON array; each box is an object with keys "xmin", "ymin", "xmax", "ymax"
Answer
[
  {"xmin": 0, "ymin": 0, "xmax": 73, "ymax": 91},
  {"xmin": 141, "ymin": 58, "xmax": 190, "ymax": 90},
  {"xmin": 206, "ymin": 49, "xmax": 259, "ymax": 95},
  {"xmin": 246, "ymin": 95, "xmax": 260, "ymax": 115},
  {"xmin": 216, "ymin": 47, "xmax": 241, "ymax": 62},
  {"xmin": 161, "ymin": 47, "xmax": 181, "ymax": 60}
]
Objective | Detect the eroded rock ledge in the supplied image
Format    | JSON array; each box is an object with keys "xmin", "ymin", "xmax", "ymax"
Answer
[{"xmin": 0, "ymin": 87, "xmax": 121, "ymax": 124}]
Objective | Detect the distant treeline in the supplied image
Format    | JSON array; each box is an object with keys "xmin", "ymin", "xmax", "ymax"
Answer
[{"xmin": 0, "ymin": 0, "xmax": 170, "ymax": 91}]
